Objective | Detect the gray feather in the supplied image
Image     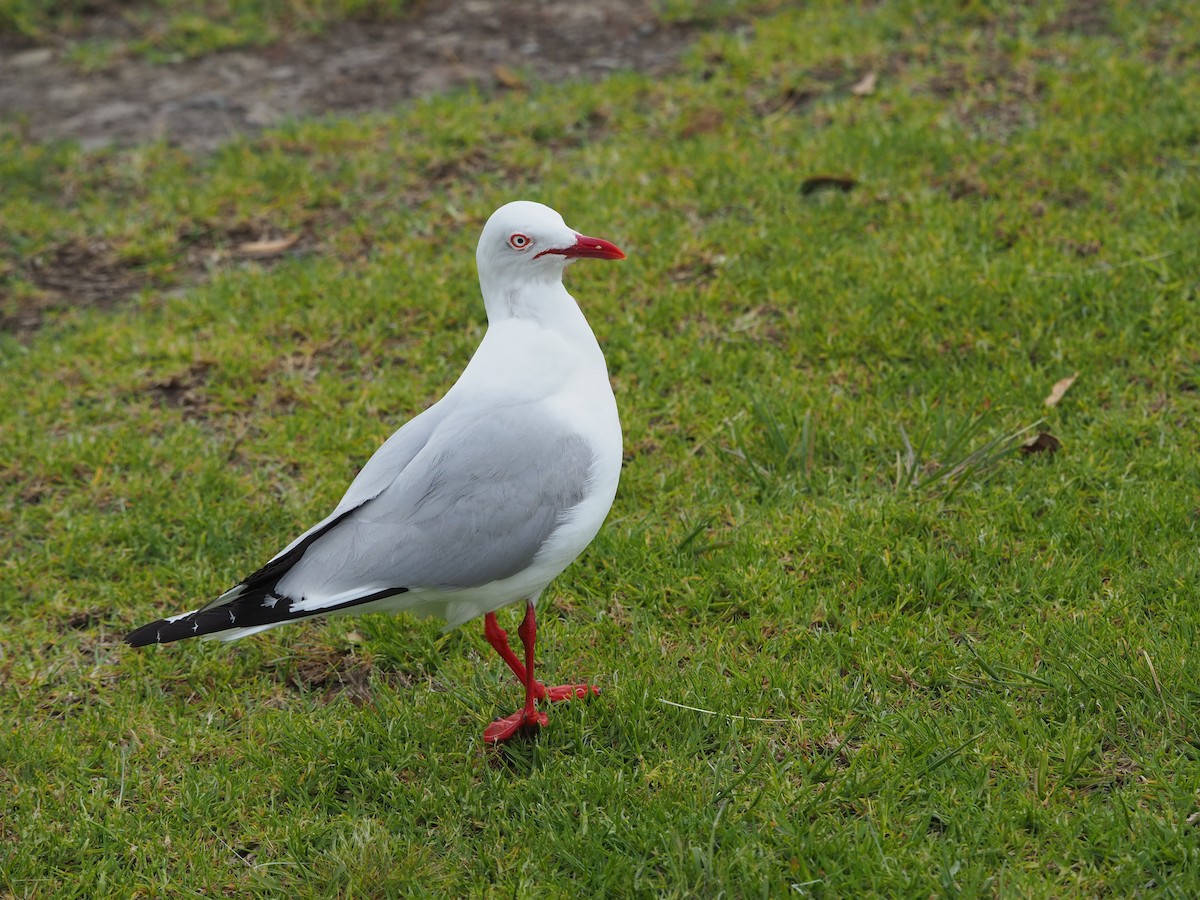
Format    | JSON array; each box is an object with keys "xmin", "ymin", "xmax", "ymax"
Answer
[{"xmin": 273, "ymin": 403, "xmax": 593, "ymax": 601}]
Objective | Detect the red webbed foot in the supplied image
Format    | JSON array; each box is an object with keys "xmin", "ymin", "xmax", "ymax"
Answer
[
  {"xmin": 541, "ymin": 683, "xmax": 601, "ymax": 703},
  {"xmin": 483, "ymin": 707, "xmax": 549, "ymax": 744}
]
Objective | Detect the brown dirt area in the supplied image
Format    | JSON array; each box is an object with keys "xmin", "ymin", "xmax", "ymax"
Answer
[{"xmin": 0, "ymin": 0, "xmax": 700, "ymax": 153}]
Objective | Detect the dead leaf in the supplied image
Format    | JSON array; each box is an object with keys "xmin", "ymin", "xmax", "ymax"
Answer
[
  {"xmin": 1020, "ymin": 432, "xmax": 1062, "ymax": 455},
  {"xmin": 850, "ymin": 71, "xmax": 877, "ymax": 96},
  {"xmin": 236, "ymin": 234, "xmax": 300, "ymax": 258},
  {"xmin": 1044, "ymin": 373, "xmax": 1078, "ymax": 407},
  {"xmin": 493, "ymin": 65, "xmax": 526, "ymax": 90},
  {"xmin": 679, "ymin": 107, "xmax": 724, "ymax": 139},
  {"xmin": 800, "ymin": 175, "xmax": 858, "ymax": 195}
]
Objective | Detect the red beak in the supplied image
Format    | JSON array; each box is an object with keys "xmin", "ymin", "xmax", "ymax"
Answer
[{"xmin": 537, "ymin": 234, "xmax": 626, "ymax": 261}]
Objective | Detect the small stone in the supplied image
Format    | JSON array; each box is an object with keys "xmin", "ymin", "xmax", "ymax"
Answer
[{"xmin": 10, "ymin": 48, "xmax": 54, "ymax": 68}]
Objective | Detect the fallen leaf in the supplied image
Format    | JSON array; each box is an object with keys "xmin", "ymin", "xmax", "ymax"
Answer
[
  {"xmin": 236, "ymin": 234, "xmax": 300, "ymax": 257},
  {"xmin": 1020, "ymin": 432, "xmax": 1062, "ymax": 455},
  {"xmin": 850, "ymin": 71, "xmax": 877, "ymax": 96},
  {"xmin": 1044, "ymin": 372, "xmax": 1079, "ymax": 407},
  {"xmin": 493, "ymin": 65, "xmax": 525, "ymax": 89},
  {"xmin": 679, "ymin": 107, "xmax": 724, "ymax": 139},
  {"xmin": 800, "ymin": 175, "xmax": 858, "ymax": 195}
]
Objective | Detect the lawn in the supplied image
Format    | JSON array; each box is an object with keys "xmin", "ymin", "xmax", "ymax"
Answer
[
  {"xmin": 2, "ymin": 0, "xmax": 1200, "ymax": 895},
  {"xmin": 0, "ymin": 0, "xmax": 413, "ymax": 64}
]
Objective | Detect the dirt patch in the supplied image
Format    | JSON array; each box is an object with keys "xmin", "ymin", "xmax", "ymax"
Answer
[
  {"xmin": 285, "ymin": 646, "xmax": 377, "ymax": 705},
  {"xmin": 62, "ymin": 607, "xmax": 111, "ymax": 630},
  {"xmin": 0, "ymin": 0, "xmax": 699, "ymax": 153},
  {"xmin": 146, "ymin": 360, "xmax": 214, "ymax": 415},
  {"xmin": 3, "ymin": 238, "xmax": 149, "ymax": 335},
  {"xmin": 273, "ymin": 643, "xmax": 419, "ymax": 706},
  {"xmin": 7, "ymin": 218, "xmax": 330, "ymax": 339}
]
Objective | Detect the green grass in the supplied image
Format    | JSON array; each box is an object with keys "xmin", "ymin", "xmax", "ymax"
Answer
[
  {"xmin": 0, "ymin": 0, "xmax": 413, "ymax": 63},
  {"xmin": 3, "ymin": 0, "xmax": 1200, "ymax": 895}
]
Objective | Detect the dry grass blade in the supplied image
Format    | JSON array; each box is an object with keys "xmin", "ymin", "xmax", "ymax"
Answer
[
  {"xmin": 895, "ymin": 406, "xmax": 1041, "ymax": 499},
  {"xmin": 235, "ymin": 235, "xmax": 301, "ymax": 257}
]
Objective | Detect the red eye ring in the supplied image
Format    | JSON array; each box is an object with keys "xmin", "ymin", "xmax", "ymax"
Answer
[{"xmin": 508, "ymin": 233, "xmax": 532, "ymax": 250}]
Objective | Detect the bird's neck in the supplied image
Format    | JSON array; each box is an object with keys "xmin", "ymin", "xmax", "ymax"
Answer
[
  {"xmin": 481, "ymin": 279, "xmax": 593, "ymax": 341},
  {"xmin": 462, "ymin": 280, "xmax": 609, "ymax": 403}
]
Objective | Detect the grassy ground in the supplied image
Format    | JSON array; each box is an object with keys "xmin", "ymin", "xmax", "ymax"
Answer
[
  {"xmin": 3, "ymin": 0, "xmax": 1200, "ymax": 895},
  {"xmin": 0, "ymin": 0, "xmax": 412, "ymax": 64}
]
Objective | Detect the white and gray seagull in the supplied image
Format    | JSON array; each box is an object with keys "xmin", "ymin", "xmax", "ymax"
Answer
[{"xmin": 126, "ymin": 201, "xmax": 625, "ymax": 743}]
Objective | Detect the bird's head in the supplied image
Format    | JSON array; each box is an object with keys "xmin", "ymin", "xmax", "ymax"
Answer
[{"xmin": 476, "ymin": 201, "xmax": 625, "ymax": 291}]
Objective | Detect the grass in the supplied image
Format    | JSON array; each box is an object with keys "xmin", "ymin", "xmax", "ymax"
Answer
[
  {"xmin": 0, "ymin": 0, "xmax": 413, "ymax": 64},
  {"xmin": 3, "ymin": 0, "xmax": 1200, "ymax": 895}
]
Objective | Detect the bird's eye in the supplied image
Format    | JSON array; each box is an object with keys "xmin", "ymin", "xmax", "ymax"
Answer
[{"xmin": 508, "ymin": 233, "xmax": 531, "ymax": 250}]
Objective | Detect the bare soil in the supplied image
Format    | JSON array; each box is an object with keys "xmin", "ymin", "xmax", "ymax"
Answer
[{"xmin": 0, "ymin": 0, "xmax": 699, "ymax": 153}]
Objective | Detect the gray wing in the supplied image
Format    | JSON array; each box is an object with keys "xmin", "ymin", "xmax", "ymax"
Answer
[
  {"xmin": 228, "ymin": 402, "xmax": 449, "ymax": 581},
  {"xmin": 273, "ymin": 403, "xmax": 594, "ymax": 604},
  {"xmin": 184, "ymin": 400, "xmax": 448, "ymax": 619}
]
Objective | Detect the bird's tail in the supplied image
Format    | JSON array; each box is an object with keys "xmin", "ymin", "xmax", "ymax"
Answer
[{"xmin": 124, "ymin": 584, "xmax": 410, "ymax": 647}]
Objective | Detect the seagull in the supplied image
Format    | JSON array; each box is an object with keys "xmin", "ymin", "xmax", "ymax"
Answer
[{"xmin": 126, "ymin": 201, "xmax": 626, "ymax": 744}]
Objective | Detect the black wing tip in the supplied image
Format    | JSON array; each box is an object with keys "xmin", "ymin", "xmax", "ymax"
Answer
[
  {"xmin": 124, "ymin": 609, "xmax": 230, "ymax": 646},
  {"xmin": 125, "ymin": 611, "xmax": 211, "ymax": 646},
  {"xmin": 123, "ymin": 584, "xmax": 412, "ymax": 648},
  {"xmin": 124, "ymin": 619, "xmax": 170, "ymax": 647}
]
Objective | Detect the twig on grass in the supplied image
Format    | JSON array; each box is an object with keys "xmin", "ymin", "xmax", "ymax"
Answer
[
  {"xmin": 1028, "ymin": 249, "xmax": 1175, "ymax": 279},
  {"xmin": 657, "ymin": 697, "xmax": 792, "ymax": 724}
]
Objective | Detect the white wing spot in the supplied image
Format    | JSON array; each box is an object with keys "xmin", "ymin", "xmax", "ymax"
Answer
[
  {"xmin": 228, "ymin": 610, "xmax": 236, "ymax": 624},
  {"xmin": 262, "ymin": 596, "xmax": 279, "ymax": 609},
  {"xmin": 191, "ymin": 622, "xmax": 198, "ymax": 633}
]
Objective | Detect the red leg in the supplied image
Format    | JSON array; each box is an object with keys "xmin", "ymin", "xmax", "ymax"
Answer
[
  {"xmin": 484, "ymin": 611, "xmax": 601, "ymax": 703},
  {"xmin": 484, "ymin": 603, "xmax": 547, "ymax": 743},
  {"xmin": 482, "ymin": 604, "xmax": 602, "ymax": 744},
  {"xmin": 484, "ymin": 611, "xmax": 546, "ymax": 699},
  {"xmin": 517, "ymin": 602, "xmax": 543, "ymax": 724}
]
